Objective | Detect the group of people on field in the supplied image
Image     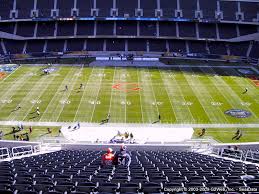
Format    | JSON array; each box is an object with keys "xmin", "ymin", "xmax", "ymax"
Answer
[{"xmin": 198, "ymin": 128, "xmax": 243, "ymax": 141}]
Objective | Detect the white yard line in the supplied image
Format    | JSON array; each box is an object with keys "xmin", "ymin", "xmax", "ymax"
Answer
[
  {"xmin": 147, "ymin": 69, "xmax": 159, "ymax": 115},
  {"xmin": 199, "ymin": 67, "xmax": 244, "ymax": 123},
  {"xmin": 138, "ymin": 68, "xmax": 158, "ymax": 122},
  {"xmin": 136, "ymin": 68, "xmax": 144, "ymax": 123},
  {"xmin": 7, "ymin": 75, "xmax": 52, "ymax": 121},
  {"xmin": 73, "ymin": 67, "xmax": 105, "ymax": 122},
  {"xmin": 39, "ymin": 68, "xmax": 76, "ymax": 122},
  {"xmin": 179, "ymin": 66, "xmax": 227, "ymax": 124},
  {"xmin": 199, "ymin": 67, "xmax": 241, "ymax": 123},
  {"xmin": 73, "ymin": 68, "xmax": 95, "ymax": 122},
  {"xmin": 114, "ymin": 68, "xmax": 127, "ymax": 123},
  {"xmin": 157, "ymin": 68, "xmax": 178, "ymax": 123},
  {"xmin": 107, "ymin": 67, "xmax": 116, "ymax": 122},
  {"xmin": 124, "ymin": 69, "xmax": 127, "ymax": 123},
  {"xmin": 0, "ymin": 68, "xmax": 39, "ymax": 111},
  {"xmin": 111, "ymin": 68, "xmax": 125, "ymax": 123},
  {"xmin": 207, "ymin": 67, "xmax": 259, "ymax": 120},
  {"xmin": 55, "ymin": 67, "xmax": 83, "ymax": 122},
  {"xmin": 227, "ymin": 68, "xmax": 259, "ymax": 104},
  {"xmin": 21, "ymin": 75, "xmax": 56, "ymax": 121},
  {"xmin": 162, "ymin": 69, "xmax": 196, "ymax": 123},
  {"xmin": 90, "ymin": 68, "xmax": 105, "ymax": 122}
]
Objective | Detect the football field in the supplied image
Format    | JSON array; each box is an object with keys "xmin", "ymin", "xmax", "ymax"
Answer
[{"xmin": 0, "ymin": 64, "xmax": 258, "ymax": 125}]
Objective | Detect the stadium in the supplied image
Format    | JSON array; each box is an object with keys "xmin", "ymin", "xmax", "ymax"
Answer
[{"xmin": 0, "ymin": 0, "xmax": 259, "ymax": 193}]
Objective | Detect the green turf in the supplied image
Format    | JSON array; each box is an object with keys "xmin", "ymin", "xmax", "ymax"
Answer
[
  {"xmin": 0, "ymin": 125, "xmax": 61, "ymax": 141},
  {"xmin": 193, "ymin": 128, "xmax": 259, "ymax": 143},
  {"xmin": 0, "ymin": 65, "xmax": 258, "ymax": 124}
]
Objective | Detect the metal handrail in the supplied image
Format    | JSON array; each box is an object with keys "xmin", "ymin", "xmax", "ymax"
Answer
[
  {"xmin": 245, "ymin": 150, "xmax": 259, "ymax": 162},
  {"xmin": 221, "ymin": 148, "xmax": 243, "ymax": 160},
  {"xmin": 12, "ymin": 145, "xmax": 33, "ymax": 157},
  {"xmin": 0, "ymin": 147, "xmax": 10, "ymax": 160}
]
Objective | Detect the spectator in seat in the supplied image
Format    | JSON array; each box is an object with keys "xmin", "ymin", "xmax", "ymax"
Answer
[
  {"xmin": 102, "ymin": 148, "xmax": 115, "ymax": 167},
  {"xmin": 113, "ymin": 145, "xmax": 131, "ymax": 167}
]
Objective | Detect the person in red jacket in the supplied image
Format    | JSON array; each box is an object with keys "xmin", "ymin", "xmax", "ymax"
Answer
[{"xmin": 101, "ymin": 148, "xmax": 114, "ymax": 166}]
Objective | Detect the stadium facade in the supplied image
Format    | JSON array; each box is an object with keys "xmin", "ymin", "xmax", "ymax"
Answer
[
  {"xmin": 0, "ymin": 0, "xmax": 258, "ymax": 63},
  {"xmin": 0, "ymin": 1, "xmax": 259, "ymax": 194}
]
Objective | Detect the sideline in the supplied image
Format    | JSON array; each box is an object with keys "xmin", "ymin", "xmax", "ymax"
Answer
[{"xmin": 0, "ymin": 121, "xmax": 258, "ymax": 128}]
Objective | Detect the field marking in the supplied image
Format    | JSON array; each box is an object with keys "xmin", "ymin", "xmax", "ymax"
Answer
[
  {"xmin": 136, "ymin": 68, "xmax": 144, "ymax": 123},
  {"xmin": 73, "ymin": 68, "xmax": 95, "ymax": 122},
  {"xmin": 200, "ymin": 68, "xmax": 240, "ymax": 123},
  {"xmin": 138, "ymin": 69, "xmax": 159, "ymax": 122},
  {"xmin": 0, "ymin": 68, "xmax": 39, "ymax": 111},
  {"xmin": 86, "ymin": 68, "xmax": 105, "ymax": 122},
  {"xmin": 210, "ymin": 67, "xmax": 259, "ymax": 120},
  {"xmin": 90, "ymin": 68, "xmax": 105, "ymax": 122},
  {"xmin": 229, "ymin": 67, "xmax": 259, "ymax": 104},
  {"xmin": 55, "ymin": 67, "xmax": 84, "ymax": 122},
  {"xmin": 107, "ymin": 67, "xmax": 117, "ymax": 122},
  {"xmin": 160, "ymin": 69, "xmax": 196, "ymax": 123},
  {"xmin": 190, "ymin": 67, "xmax": 231, "ymax": 123},
  {"xmin": 73, "ymin": 67, "xmax": 105, "ymax": 122},
  {"xmin": 7, "ymin": 74, "xmax": 55, "ymax": 121},
  {"xmin": 191, "ymin": 67, "xmax": 234, "ymax": 122},
  {"xmin": 0, "ymin": 68, "xmax": 33, "ymax": 96},
  {"xmin": 16, "ymin": 70, "xmax": 60, "ymax": 121},
  {"xmin": 207, "ymin": 67, "xmax": 258, "ymax": 121},
  {"xmin": 39, "ymin": 68, "xmax": 77, "ymax": 122},
  {"xmin": 0, "ymin": 120, "xmax": 258, "ymax": 128},
  {"xmin": 0, "ymin": 65, "xmax": 21, "ymax": 82},
  {"xmin": 207, "ymin": 68, "xmax": 256, "ymax": 123},
  {"xmin": 157, "ymin": 68, "xmax": 177, "ymax": 123},
  {"xmin": 111, "ymin": 68, "xmax": 126, "ymax": 123},
  {"xmin": 179, "ymin": 66, "xmax": 227, "ymax": 124},
  {"xmin": 1, "ymin": 65, "xmax": 258, "ymax": 125},
  {"xmin": 147, "ymin": 69, "xmax": 160, "ymax": 118},
  {"xmin": 122, "ymin": 69, "xmax": 127, "ymax": 123}
]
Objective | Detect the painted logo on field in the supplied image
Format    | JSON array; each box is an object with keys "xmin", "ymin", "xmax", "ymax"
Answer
[
  {"xmin": 112, "ymin": 83, "xmax": 141, "ymax": 92},
  {"xmin": 0, "ymin": 64, "xmax": 18, "ymax": 73},
  {"xmin": 42, "ymin": 67, "xmax": 58, "ymax": 73},
  {"xmin": 0, "ymin": 72, "xmax": 7, "ymax": 79},
  {"xmin": 225, "ymin": 109, "xmax": 252, "ymax": 118}
]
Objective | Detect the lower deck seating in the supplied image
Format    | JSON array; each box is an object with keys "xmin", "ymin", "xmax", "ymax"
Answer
[
  {"xmin": 208, "ymin": 41, "xmax": 227, "ymax": 55},
  {"xmin": 250, "ymin": 42, "xmax": 259, "ymax": 59},
  {"xmin": 26, "ymin": 40, "xmax": 45, "ymax": 53},
  {"xmin": 188, "ymin": 41, "xmax": 207, "ymax": 54},
  {"xmin": 229, "ymin": 42, "xmax": 249, "ymax": 57},
  {"xmin": 0, "ymin": 149, "xmax": 258, "ymax": 194},
  {"xmin": 4, "ymin": 39, "xmax": 25, "ymax": 54},
  {"xmin": 0, "ymin": 38, "xmax": 256, "ymax": 59}
]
